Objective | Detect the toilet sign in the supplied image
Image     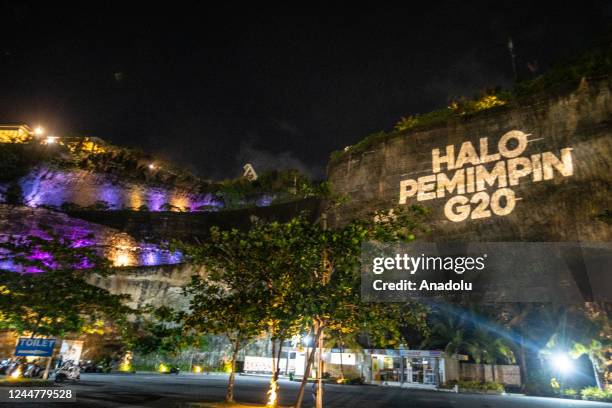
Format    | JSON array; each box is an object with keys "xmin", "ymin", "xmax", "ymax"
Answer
[{"xmin": 14, "ymin": 337, "xmax": 56, "ymax": 357}]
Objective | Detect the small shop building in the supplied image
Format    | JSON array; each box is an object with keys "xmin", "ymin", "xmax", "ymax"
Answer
[{"xmin": 244, "ymin": 347, "xmax": 468, "ymax": 389}]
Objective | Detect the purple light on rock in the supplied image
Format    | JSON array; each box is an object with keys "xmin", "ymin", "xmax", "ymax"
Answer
[
  {"xmin": 147, "ymin": 189, "xmax": 167, "ymax": 211},
  {"xmin": 100, "ymin": 184, "xmax": 121, "ymax": 209},
  {"xmin": 256, "ymin": 194, "xmax": 274, "ymax": 207}
]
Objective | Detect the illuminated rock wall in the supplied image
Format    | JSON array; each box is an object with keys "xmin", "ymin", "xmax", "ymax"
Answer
[
  {"xmin": 87, "ymin": 263, "xmax": 206, "ymax": 310},
  {"xmin": 327, "ymin": 78, "xmax": 612, "ymax": 241},
  {"xmin": 0, "ymin": 204, "xmax": 197, "ymax": 309},
  {"xmin": 15, "ymin": 167, "xmax": 221, "ymax": 211},
  {"xmin": 0, "ymin": 204, "xmax": 182, "ymax": 270}
]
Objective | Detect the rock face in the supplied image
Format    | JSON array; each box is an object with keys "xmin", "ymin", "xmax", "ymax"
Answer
[
  {"xmin": 327, "ymin": 78, "xmax": 612, "ymax": 242},
  {"xmin": 0, "ymin": 204, "xmax": 182, "ymax": 269},
  {"xmin": 0, "ymin": 204, "xmax": 194, "ymax": 309},
  {"xmin": 88, "ymin": 263, "xmax": 205, "ymax": 310},
  {"xmin": 14, "ymin": 166, "xmax": 220, "ymax": 211}
]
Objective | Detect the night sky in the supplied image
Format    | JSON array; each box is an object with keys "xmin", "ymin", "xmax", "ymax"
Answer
[{"xmin": 0, "ymin": 2, "xmax": 610, "ymax": 179}]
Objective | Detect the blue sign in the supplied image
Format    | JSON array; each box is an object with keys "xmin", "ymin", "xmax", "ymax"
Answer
[{"xmin": 15, "ymin": 338, "xmax": 56, "ymax": 357}]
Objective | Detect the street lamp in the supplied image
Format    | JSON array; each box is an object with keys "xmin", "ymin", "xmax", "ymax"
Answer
[
  {"xmin": 43, "ymin": 135, "xmax": 59, "ymax": 145},
  {"xmin": 34, "ymin": 126, "xmax": 45, "ymax": 136},
  {"xmin": 551, "ymin": 353, "xmax": 573, "ymax": 375}
]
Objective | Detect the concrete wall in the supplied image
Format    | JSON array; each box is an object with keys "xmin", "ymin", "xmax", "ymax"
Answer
[
  {"xmin": 460, "ymin": 363, "xmax": 521, "ymax": 386},
  {"xmin": 328, "ymin": 78, "xmax": 612, "ymax": 242}
]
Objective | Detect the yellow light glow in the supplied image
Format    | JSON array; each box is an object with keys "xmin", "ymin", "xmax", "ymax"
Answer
[
  {"xmin": 266, "ymin": 378, "xmax": 278, "ymax": 407},
  {"xmin": 170, "ymin": 195, "xmax": 189, "ymax": 212},
  {"xmin": 10, "ymin": 367, "xmax": 22, "ymax": 378},
  {"xmin": 148, "ymin": 163, "xmax": 157, "ymax": 170},
  {"xmin": 129, "ymin": 191, "xmax": 143, "ymax": 210},
  {"xmin": 118, "ymin": 351, "xmax": 133, "ymax": 372},
  {"xmin": 114, "ymin": 252, "xmax": 130, "ymax": 267},
  {"xmin": 34, "ymin": 126, "xmax": 45, "ymax": 136},
  {"xmin": 44, "ymin": 136, "xmax": 59, "ymax": 145},
  {"xmin": 193, "ymin": 365, "xmax": 202, "ymax": 373},
  {"xmin": 158, "ymin": 363, "xmax": 168, "ymax": 373}
]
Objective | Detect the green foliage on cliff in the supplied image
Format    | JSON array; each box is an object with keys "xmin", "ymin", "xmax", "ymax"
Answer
[
  {"xmin": 213, "ymin": 169, "xmax": 329, "ymax": 210},
  {"xmin": 330, "ymin": 36, "xmax": 612, "ymax": 165}
]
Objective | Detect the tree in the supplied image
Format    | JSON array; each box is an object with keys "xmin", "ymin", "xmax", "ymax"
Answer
[
  {"xmin": 0, "ymin": 231, "xmax": 132, "ymax": 337},
  {"xmin": 129, "ymin": 306, "xmax": 198, "ymax": 356},
  {"xmin": 289, "ymin": 206, "xmax": 429, "ymax": 408},
  {"xmin": 180, "ymin": 218, "xmax": 314, "ymax": 405},
  {"xmin": 466, "ymin": 328, "xmax": 515, "ymax": 383},
  {"xmin": 421, "ymin": 308, "xmax": 514, "ymax": 384},
  {"xmin": 420, "ymin": 312, "xmax": 470, "ymax": 356},
  {"xmin": 545, "ymin": 304, "xmax": 612, "ymax": 390},
  {"xmin": 0, "ymin": 231, "xmax": 133, "ymax": 378},
  {"xmin": 180, "ymin": 206, "xmax": 429, "ymax": 407},
  {"xmin": 182, "ymin": 276, "xmax": 265, "ymax": 403}
]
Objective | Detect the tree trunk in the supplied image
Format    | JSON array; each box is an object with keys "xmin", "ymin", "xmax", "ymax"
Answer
[
  {"xmin": 267, "ymin": 339, "xmax": 280, "ymax": 407},
  {"xmin": 226, "ymin": 336, "xmax": 241, "ymax": 403},
  {"xmin": 518, "ymin": 335, "xmax": 527, "ymax": 391},
  {"xmin": 316, "ymin": 327, "xmax": 324, "ymax": 408},
  {"xmin": 589, "ymin": 353, "xmax": 604, "ymax": 390},
  {"xmin": 295, "ymin": 326, "xmax": 322, "ymax": 408},
  {"xmin": 491, "ymin": 364, "xmax": 496, "ymax": 383},
  {"xmin": 271, "ymin": 339, "xmax": 277, "ymax": 377},
  {"xmin": 480, "ymin": 361, "xmax": 486, "ymax": 383},
  {"xmin": 276, "ymin": 339, "xmax": 283, "ymax": 378}
]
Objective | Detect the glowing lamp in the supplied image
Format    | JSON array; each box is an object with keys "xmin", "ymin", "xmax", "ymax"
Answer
[
  {"xmin": 158, "ymin": 363, "xmax": 168, "ymax": 373},
  {"xmin": 114, "ymin": 253, "xmax": 130, "ymax": 267},
  {"xmin": 10, "ymin": 367, "xmax": 22, "ymax": 378},
  {"xmin": 34, "ymin": 126, "xmax": 45, "ymax": 136},
  {"xmin": 193, "ymin": 365, "xmax": 202, "ymax": 373},
  {"xmin": 148, "ymin": 163, "xmax": 157, "ymax": 170},
  {"xmin": 44, "ymin": 135, "xmax": 59, "ymax": 145},
  {"xmin": 551, "ymin": 353, "xmax": 573, "ymax": 374}
]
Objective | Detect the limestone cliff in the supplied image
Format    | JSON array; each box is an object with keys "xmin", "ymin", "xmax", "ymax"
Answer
[{"xmin": 327, "ymin": 77, "xmax": 612, "ymax": 242}]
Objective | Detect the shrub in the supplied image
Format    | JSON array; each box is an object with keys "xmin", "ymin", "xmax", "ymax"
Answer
[
  {"xmin": 60, "ymin": 201, "xmax": 83, "ymax": 212},
  {"xmin": 87, "ymin": 200, "xmax": 111, "ymax": 211},
  {"xmin": 345, "ymin": 376, "xmax": 364, "ymax": 385},
  {"xmin": 458, "ymin": 380, "xmax": 504, "ymax": 393},
  {"xmin": 562, "ymin": 388, "xmax": 579, "ymax": 399},
  {"xmin": 581, "ymin": 386, "xmax": 612, "ymax": 402}
]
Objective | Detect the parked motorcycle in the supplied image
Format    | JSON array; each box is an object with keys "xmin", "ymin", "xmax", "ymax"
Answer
[
  {"xmin": 23, "ymin": 361, "xmax": 45, "ymax": 378},
  {"xmin": 0, "ymin": 359, "xmax": 11, "ymax": 374},
  {"xmin": 5, "ymin": 360, "xmax": 26, "ymax": 378},
  {"xmin": 54, "ymin": 361, "xmax": 80, "ymax": 382}
]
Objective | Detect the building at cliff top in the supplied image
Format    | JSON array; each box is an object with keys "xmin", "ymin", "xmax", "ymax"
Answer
[{"xmin": 0, "ymin": 124, "xmax": 34, "ymax": 143}]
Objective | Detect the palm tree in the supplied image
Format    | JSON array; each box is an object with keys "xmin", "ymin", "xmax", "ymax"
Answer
[{"xmin": 420, "ymin": 313, "xmax": 470, "ymax": 356}]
